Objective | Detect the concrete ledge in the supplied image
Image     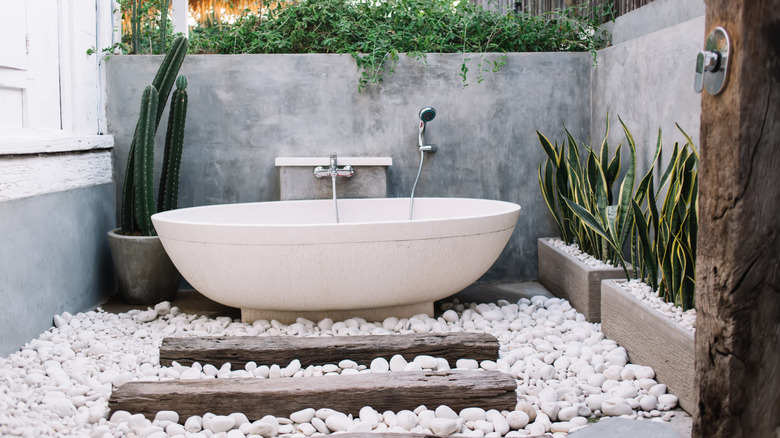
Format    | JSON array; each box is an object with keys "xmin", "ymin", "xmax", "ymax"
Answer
[
  {"xmin": 275, "ymin": 157, "xmax": 392, "ymax": 166},
  {"xmin": 537, "ymin": 238, "xmax": 626, "ymax": 322},
  {"xmin": 601, "ymin": 280, "xmax": 696, "ymax": 416}
]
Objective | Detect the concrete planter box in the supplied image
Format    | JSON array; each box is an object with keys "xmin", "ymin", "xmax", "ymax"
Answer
[
  {"xmin": 600, "ymin": 279, "xmax": 696, "ymax": 415},
  {"xmin": 537, "ymin": 238, "xmax": 626, "ymax": 322}
]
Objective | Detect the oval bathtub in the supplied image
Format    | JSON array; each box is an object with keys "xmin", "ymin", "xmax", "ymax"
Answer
[{"xmin": 151, "ymin": 197, "xmax": 520, "ymax": 323}]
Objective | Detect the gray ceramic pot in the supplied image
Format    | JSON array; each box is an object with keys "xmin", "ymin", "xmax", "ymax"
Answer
[{"xmin": 107, "ymin": 228, "xmax": 179, "ymax": 305}]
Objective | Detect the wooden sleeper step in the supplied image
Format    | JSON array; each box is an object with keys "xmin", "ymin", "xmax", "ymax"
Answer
[
  {"xmin": 159, "ymin": 332, "xmax": 499, "ymax": 368},
  {"xmin": 109, "ymin": 370, "xmax": 517, "ymax": 420}
]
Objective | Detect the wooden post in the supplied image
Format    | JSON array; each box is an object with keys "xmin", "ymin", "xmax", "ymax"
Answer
[
  {"xmin": 695, "ymin": 1, "xmax": 780, "ymax": 437},
  {"xmin": 110, "ymin": 370, "xmax": 518, "ymax": 420},
  {"xmin": 159, "ymin": 332, "xmax": 499, "ymax": 368}
]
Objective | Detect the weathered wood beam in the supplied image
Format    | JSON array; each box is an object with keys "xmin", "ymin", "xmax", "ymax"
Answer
[
  {"xmin": 109, "ymin": 370, "xmax": 517, "ymax": 420},
  {"xmin": 159, "ymin": 333, "xmax": 499, "ymax": 368},
  {"xmin": 695, "ymin": 1, "xmax": 780, "ymax": 437}
]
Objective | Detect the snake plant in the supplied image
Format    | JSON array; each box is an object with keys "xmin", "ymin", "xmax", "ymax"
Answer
[{"xmin": 537, "ymin": 118, "xmax": 698, "ymax": 310}]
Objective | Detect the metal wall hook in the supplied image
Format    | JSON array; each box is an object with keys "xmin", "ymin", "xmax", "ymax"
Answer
[{"xmin": 695, "ymin": 26, "xmax": 731, "ymax": 95}]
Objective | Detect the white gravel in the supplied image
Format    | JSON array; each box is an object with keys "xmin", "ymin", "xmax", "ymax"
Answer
[
  {"xmin": 549, "ymin": 238, "xmax": 696, "ymax": 332},
  {"xmin": 547, "ymin": 239, "xmax": 618, "ymax": 270},
  {"xmin": 618, "ymin": 280, "xmax": 696, "ymax": 333},
  {"xmin": 0, "ymin": 296, "xmax": 682, "ymax": 437}
]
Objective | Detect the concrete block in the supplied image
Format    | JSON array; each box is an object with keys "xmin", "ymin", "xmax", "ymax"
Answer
[{"xmin": 601, "ymin": 280, "xmax": 696, "ymax": 416}]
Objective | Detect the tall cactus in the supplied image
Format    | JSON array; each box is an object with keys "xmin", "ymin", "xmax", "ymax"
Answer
[
  {"xmin": 133, "ymin": 85, "xmax": 159, "ymax": 236},
  {"xmin": 120, "ymin": 36, "xmax": 189, "ymax": 236},
  {"xmin": 158, "ymin": 75, "xmax": 188, "ymax": 212}
]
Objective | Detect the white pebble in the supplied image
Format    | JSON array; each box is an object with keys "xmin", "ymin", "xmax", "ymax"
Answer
[
  {"xmin": 154, "ymin": 410, "xmax": 179, "ymax": 423},
  {"xmin": 184, "ymin": 415, "xmax": 203, "ymax": 432},
  {"xmin": 410, "ymin": 410, "xmax": 430, "ymax": 429},
  {"xmin": 338, "ymin": 359, "xmax": 358, "ymax": 369},
  {"xmin": 473, "ymin": 419, "xmax": 494, "ymax": 434},
  {"xmin": 230, "ymin": 412, "xmax": 250, "ymax": 427},
  {"xmin": 321, "ymin": 364, "xmax": 339, "ymax": 373},
  {"xmin": 506, "ymin": 410, "xmax": 529, "ymax": 429},
  {"xmin": 283, "ymin": 359, "xmax": 302, "ymax": 377},
  {"xmin": 601, "ymin": 398, "xmax": 633, "ymax": 416},
  {"xmin": 247, "ymin": 421, "xmax": 277, "ymax": 437},
  {"xmin": 460, "ymin": 407, "xmax": 487, "ymax": 422},
  {"xmin": 389, "ymin": 354, "xmax": 408, "ymax": 372},
  {"xmin": 297, "ymin": 422, "xmax": 316, "ymax": 436},
  {"xmin": 456, "ymin": 359, "xmax": 479, "ymax": 370},
  {"xmin": 414, "ymin": 355, "xmax": 439, "ymax": 369},
  {"xmin": 404, "ymin": 362, "xmax": 423, "ymax": 372},
  {"xmin": 649, "ymin": 383, "xmax": 668, "ymax": 398},
  {"xmin": 431, "ymin": 417, "xmax": 461, "ymax": 435},
  {"xmin": 550, "ymin": 421, "xmax": 576, "ymax": 433},
  {"xmin": 325, "ymin": 413, "xmax": 352, "ymax": 432},
  {"xmin": 135, "ymin": 310, "xmax": 158, "ymax": 323},
  {"xmin": 557, "ymin": 406, "xmax": 578, "ymax": 422},
  {"xmin": 154, "ymin": 301, "xmax": 171, "ymax": 315},
  {"xmin": 359, "ymin": 406, "xmax": 379, "ymax": 426},
  {"xmin": 640, "ymin": 395, "xmax": 658, "ymax": 411},
  {"xmin": 435, "ymin": 405, "xmax": 459, "ymax": 419},
  {"xmin": 166, "ymin": 423, "xmax": 187, "ymax": 436},
  {"xmin": 203, "ymin": 415, "xmax": 236, "ymax": 433},
  {"xmin": 290, "ymin": 408, "xmax": 316, "ymax": 424},
  {"xmin": 311, "ymin": 417, "xmax": 329, "ymax": 434},
  {"xmin": 442, "ymin": 310, "xmax": 459, "ymax": 322},
  {"xmin": 226, "ymin": 429, "xmax": 246, "ymax": 438},
  {"xmin": 486, "ymin": 409, "xmax": 509, "ymax": 435},
  {"xmin": 540, "ymin": 402, "xmax": 559, "ymax": 421},
  {"xmin": 370, "ymin": 357, "xmax": 390, "ymax": 373},
  {"xmin": 634, "ymin": 366, "xmax": 655, "ymax": 379},
  {"xmin": 396, "ymin": 410, "xmax": 417, "ymax": 430},
  {"xmin": 658, "ymin": 394, "xmax": 679, "ymax": 409}
]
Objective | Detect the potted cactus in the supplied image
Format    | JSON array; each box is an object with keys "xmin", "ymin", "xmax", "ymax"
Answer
[{"xmin": 108, "ymin": 36, "xmax": 189, "ymax": 305}]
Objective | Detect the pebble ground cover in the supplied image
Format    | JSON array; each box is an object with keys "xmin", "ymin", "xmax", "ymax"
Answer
[{"xmin": 0, "ymin": 295, "xmax": 681, "ymax": 437}]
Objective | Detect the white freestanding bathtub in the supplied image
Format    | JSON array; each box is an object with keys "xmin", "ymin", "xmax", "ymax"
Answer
[{"xmin": 151, "ymin": 197, "xmax": 520, "ymax": 323}]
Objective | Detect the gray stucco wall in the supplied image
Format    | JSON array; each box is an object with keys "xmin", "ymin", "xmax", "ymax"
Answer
[
  {"xmin": 591, "ymin": 12, "xmax": 704, "ymax": 184},
  {"xmin": 603, "ymin": 0, "xmax": 705, "ymax": 45},
  {"xmin": 0, "ymin": 184, "xmax": 115, "ymax": 357},
  {"xmin": 107, "ymin": 52, "xmax": 592, "ymax": 282}
]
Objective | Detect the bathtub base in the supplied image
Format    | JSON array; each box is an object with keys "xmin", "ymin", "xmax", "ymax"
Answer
[{"xmin": 241, "ymin": 302, "xmax": 433, "ymax": 324}]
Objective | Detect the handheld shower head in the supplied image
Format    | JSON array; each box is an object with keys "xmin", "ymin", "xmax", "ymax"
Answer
[
  {"xmin": 419, "ymin": 107, "xmax": 436, "ymax": 122},
  {"xmin": 417, "ymin": 107, "xmax": 437, "ymax": 151}
]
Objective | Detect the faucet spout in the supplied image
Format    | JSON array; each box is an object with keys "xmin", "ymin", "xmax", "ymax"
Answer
[
  {"xmin": 314, "ymin": 153, "xmax": 355, "ymax": 179},
  {"xmin": 329, "ymin": 153, "xmax": 338, "ymax": 174},
  {"xmin": 313, "ymin": 153, "xmax": 355, "ymax": 224}
]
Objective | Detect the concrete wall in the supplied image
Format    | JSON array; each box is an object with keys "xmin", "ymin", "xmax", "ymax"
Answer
[
  {"xmin": 107, "ymin": 52, "xmax": 593, "ymax": 282},
  {"xmin": 591, "ymin": 0, "xmax": 705, "ymax": 180},
  {"xmin": 0, "ymin": 184, "xmax": 115, "ymax": 357},
  {"xmin": 0, "ymin": 1, "xmax": 117, "ymax": 356}
]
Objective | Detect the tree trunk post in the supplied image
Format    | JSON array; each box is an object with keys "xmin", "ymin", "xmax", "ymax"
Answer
[{"xmin": 695, "ymin": 1, "xmax": 780, "ymax": 437}]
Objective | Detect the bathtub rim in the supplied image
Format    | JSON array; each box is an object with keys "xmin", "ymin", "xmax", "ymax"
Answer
[
  {"xmin": 151, "ymin": 197, "xmax": 522, "ymax": 246},
  {"xmin": 151, "ymin": 197, "xmax": 521, "ymax": 227}
]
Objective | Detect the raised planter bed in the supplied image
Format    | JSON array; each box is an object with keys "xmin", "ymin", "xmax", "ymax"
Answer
[
  {"xmin": 600, "ymin": 279, "xmax": 696, "ymax": 416},
  {"xmin": 537, "ymin": 238, "xmax": 626, "ymax": 322}
]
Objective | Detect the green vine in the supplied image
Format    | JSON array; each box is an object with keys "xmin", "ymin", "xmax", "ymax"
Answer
[{"xmin": 188, "ymin": 0, "xmax": 612, "ymax": 91}]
